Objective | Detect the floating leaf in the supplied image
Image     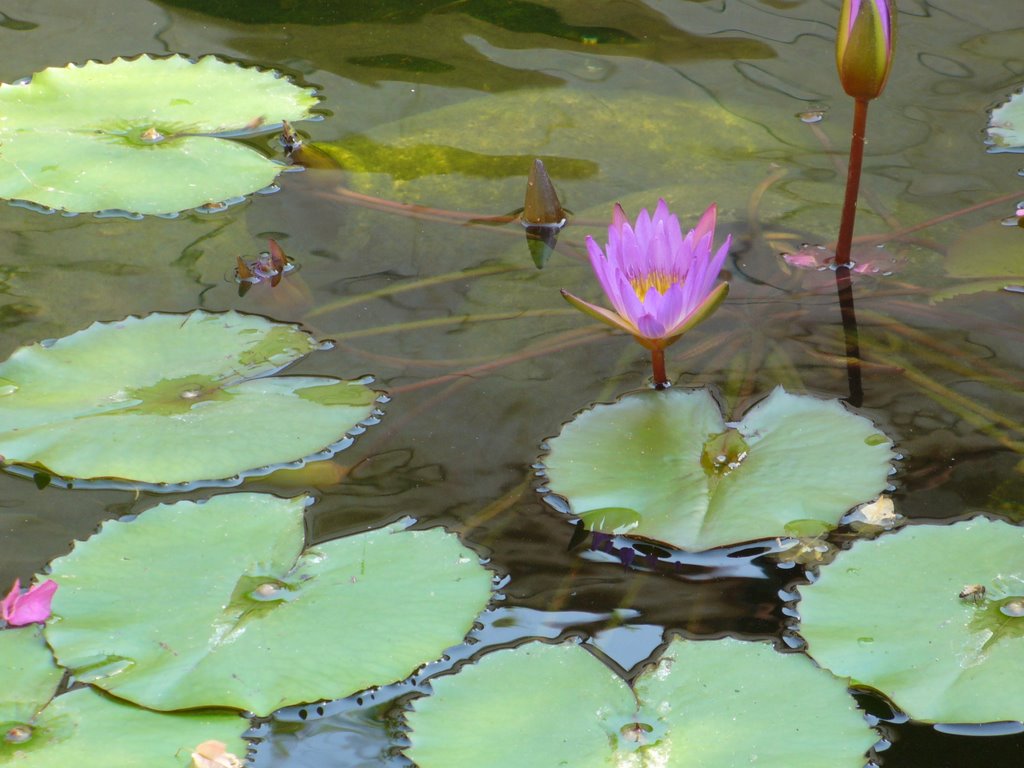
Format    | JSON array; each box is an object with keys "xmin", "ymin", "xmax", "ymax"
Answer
[
  {"xmin": 0, "ymin": 628, "xmax": 245, "ymax": 767},
  {"xmin": 542, "ymin": 387, "xmax": 895, "ymax": 550},
  {"xmin": 798, "ymin": 517, "xmax": 1024, "ymax": 723},
  {"xmin": 0, "ymin": 55, "xmax": 317, "ymax": 214},
  {"xmin": 406, "ymin": 638, "xmax": 876, "ymax": 767},
  {"xmin": 987, "ymin": 85, "xmax": 1024, "ymax": 152},
  {"xmin": 0, "ymin": 687, "xmax": 246, "ymax": 768},
  {"xmin": 44, "ymin": 493, "xmax": 493, "ymax": 716},
  {"xmin": 0, "ymin": 627, "xmax": 62, "ymax": 726},
  {"xmin": 0, "ymin": 310, "xmax": 380, "ymax": 488}
]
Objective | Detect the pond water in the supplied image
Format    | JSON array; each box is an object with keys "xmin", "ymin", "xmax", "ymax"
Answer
[{"xmin": 1, "ymin": 0, "xmax": 1023, "ymax": 766}]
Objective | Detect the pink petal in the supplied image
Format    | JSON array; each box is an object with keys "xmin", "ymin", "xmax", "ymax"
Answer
[
  {"xmin": 586, "ymin": 238, "xmax": 631, "ymax": 318},
  {"xmin": 1, "ymin": 578, "xmax": 21, "ymax": 621},
  {"xmin": 561, "ymin": 290, "xmax": 639, "ymax": 335},
  {"xmin": 612, "ymin": 203, "xmax": 629, "ymax": 231},
  {"xmin": 614, "ymin": 271, "xmax": 647, "ymax": 328},
  {"xmin": 3, "ymin": 579, "xmax": 57, "ymax": 626},
  {"xmin": 658, "ymin": 281, "xmax": 687, "ymax": 329},
  {"xmin": 635, "ymin": 309, "xmax": 668, "ymax": 339},
  {"xmin": 692, "ymin": 203, "xmax": 718, "ymax": 247}
]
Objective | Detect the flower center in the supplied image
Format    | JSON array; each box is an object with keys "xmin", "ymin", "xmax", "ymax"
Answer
[{"xmin": 628, "ymin": 270, "xmax": 679, "ymax": 300}]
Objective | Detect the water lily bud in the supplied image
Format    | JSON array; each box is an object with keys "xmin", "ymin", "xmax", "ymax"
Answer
[
  {"xmin": 523, "ymin": 159, "xmax": 565, "ymax": 225},
  {"xmin": 836, "ymin": 0, "xmax": 896, "ymax": 100}
]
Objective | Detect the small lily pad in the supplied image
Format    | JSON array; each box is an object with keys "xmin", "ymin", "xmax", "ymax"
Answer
[
  {"xmin": 0, "ymin": 628, "xmax": 246, "ymax": 767},
  {"xmin": 0, "ymin": 55, "xmax": 317, "ymax": 214},
  {"xmin": 798, "ymin": 517, "xmax": 1024, "ymax": 723},
  {"xmin": 987, "ymin": 86, "xmax": 1024, "ymax": 152},
  {"xmin": 0, "ymin": 310, "xmax": 380, "ymax": 488},
  {"xmin": 44, "ymin": 493, "xmax": 494, "ymax": 716},
  {"xmin": 542, "ymin": 387, "xmax": 895, "ymax": 550},
  {"xmin": 405, "ymin": 638, "xmax": 876, "ymax": 767}
]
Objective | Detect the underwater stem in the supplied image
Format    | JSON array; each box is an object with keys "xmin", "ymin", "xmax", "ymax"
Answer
[
  {"xmin": 835, "ymin": 98, "xmax": 869, "ymax": 267},
  {"xmin": 834, "ymin": 266, "xmax": 864, "ymax": 407}
]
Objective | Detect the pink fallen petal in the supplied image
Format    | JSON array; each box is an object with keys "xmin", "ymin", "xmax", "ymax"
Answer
[{"xmin": 1, "ymin": 579, "xmax": 57, "ymax": 626}]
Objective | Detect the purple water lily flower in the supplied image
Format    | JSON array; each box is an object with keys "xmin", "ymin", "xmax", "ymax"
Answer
[
  {"xmin": 562, "ymin": 199, "xmax": 730, "ymax": 386},
  {"xmin": 1, "ymin": 578, "xmax": 57, "ymax": 626}
]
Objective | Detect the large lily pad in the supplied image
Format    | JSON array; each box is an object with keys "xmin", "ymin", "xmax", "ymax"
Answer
[
  {"xmin": 0, "ymin": 627, "xmax": 63, "ymax": 727},
  {"xmin": 541, "ymin": 387, "xmax": 895, "ymax": 550},
  {"xmin": 0, "ymin": 628, "xmax": 246, "ymax": 767},
  {"xmin": 44, "ymin": 493, "xmax": 493, "ymax": 716},
  {"xmin": 987, "ymin": 86, "xmax": 1024, "ymax": 152},
  {"xmin": 0, "ymin": 310, "xmax": 380, "ymax": 488},
  {"xmin": 0, "ymin": 55, "xmax": 317, "ymax": 214},
  {"xmin": 798, "ymin": 517, "xmax": 1024, "ymax": 723},
  {"xmin": 405, "ymin": 637, "xmax": 876, "ymax": 767}
]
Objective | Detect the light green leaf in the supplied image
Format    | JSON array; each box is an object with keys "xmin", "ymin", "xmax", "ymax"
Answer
[
  {"xmin": 0, "ymin": 628, "xmax": 244, "ymax": 767},
  {"xmin": 0, "ymin": 627, "xmax": 62, "ymax": 727},
  {"xmin": 987, "ymin": 85, "xmax": 1024, "ymax": 152},
  {"xmin": 406, "ymin": 638, "xmax": 877, "ymax": 767},
  {"xmin": 0, "ymin": 310, "xmax": 379, "ymax": 488},
  {"xmin": 798, "ymin": 517, "xmax": 1024, "ymax": 723},
  {"xmin": 44, "ymin": 493, "xmax": 494, "ymax": 716},
  {"xmin": 633, "ymin": 638, "xmax": 875, "ymax": 767},
  {"xmin": 0, "ymin": 687, "xmax": 246, "ymax": 768},
  {"xmin": 542, "ymin": 387, "xmax": 895, "ymax": 550},
  {"xmin": 407, "ymin": 642, "xmax": 635, "ymax": 767},
  {"xmin": 0, "ymin": 55, "xmax": 317, "ymax": 214}
]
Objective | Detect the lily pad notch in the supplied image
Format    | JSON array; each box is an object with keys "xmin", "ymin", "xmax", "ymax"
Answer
[
  {"xmin": 0, "ymin": 55, "xmax": 320, "ymax": 215},
  {"xmin": 43, "ymin": 493, "xmax": 495, "ymax": 716},
  {"xmin": 539, "ymin": 386, "xmax": 896, "ymax": 551},
  {"xmin": 405, "ymin": 637, "xmax": 879, "ymax": 768},
  {"xmin": 0, "ymin": 310, "xmax": 385, "ymax": 490}
]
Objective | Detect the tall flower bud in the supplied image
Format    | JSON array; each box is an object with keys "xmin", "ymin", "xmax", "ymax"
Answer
[{"xmin": 836, "ymin": 0, "xmax": 896, "ymax": 100}]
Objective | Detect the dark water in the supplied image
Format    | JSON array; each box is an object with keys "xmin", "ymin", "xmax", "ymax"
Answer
[{"xmin": 1, "ymin": 0, "xmax": 1023, "ymax": 765}]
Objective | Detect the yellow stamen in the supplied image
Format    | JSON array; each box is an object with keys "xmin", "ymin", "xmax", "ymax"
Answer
[{"xmin": 629, "ymin": 271, "xmax": 679, "ymax": 300}]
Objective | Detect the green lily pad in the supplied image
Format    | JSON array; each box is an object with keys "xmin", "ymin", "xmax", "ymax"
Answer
[
  {"xmin": 0, "ymin": 627, "xmax": 63, "ymax": 727},
  {"xmin": 0, "ymin": 55, "xmax": 317, "ymax": 214},
  {"xmin": 1, "ymin": 687, "xmax": 246, "ymax": 768},
  {"xmin": 406, "ymin": 637, "xmax": 876, "ymax": 767},
  {"xmin": 0, "ymin": 628, "xmax": 246, "ymax": 767},
  {"xmin": 44, "ymin": 493, "xmax": 493, "ymax": 716},
  {"xmin": 798, "ymin": 517, "xmax": 1024, "ymax": 723},
  {"xmin": 987, "ymin": 85, "xmax": 1024, "ymax": 152},
  {"xmin": 542, "ymin": 387, "xmax": 895, "ymax": 550},
  {"xmin": 0, "ymin": 310, "xmax": 380, "ymax": 488}
]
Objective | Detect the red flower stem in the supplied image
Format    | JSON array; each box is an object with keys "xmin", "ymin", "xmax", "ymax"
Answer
[
  {"xmin": 834, "ymin": 266, "xmax": 863, "ymax": 407},
  {"xmin": 651, "ymin": 348, "xmax": 669, "ymax": 389},
  {"xmin": 835, "ymin": 97, "xmax": 869, "ymax": 267}
]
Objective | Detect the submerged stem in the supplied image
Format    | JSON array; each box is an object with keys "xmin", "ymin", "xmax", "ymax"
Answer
[{"xmin": 835, "ymin": 98, "xmax": 870, "ymax": 267}]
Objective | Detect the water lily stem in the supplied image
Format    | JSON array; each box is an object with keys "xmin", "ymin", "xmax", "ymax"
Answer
[
  {"xmin": 834, "ymin": 267, "xmax": 863, "ymax": 407},
  {"xmin": 835, "ymin": 97, "xmax": 869, "ymax": 267},
  {"xmin": 651, "ymin": 348, "xmax": 669, "ymax": 389}
]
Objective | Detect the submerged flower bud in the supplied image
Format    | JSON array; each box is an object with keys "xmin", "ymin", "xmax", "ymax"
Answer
[
  {"xmin": 522, "ymin": 159, "xmax": 565, "ymax": 226},
  {"xmin": 836, "ymin": 0, "xmax": 896, "ymax": 100}
]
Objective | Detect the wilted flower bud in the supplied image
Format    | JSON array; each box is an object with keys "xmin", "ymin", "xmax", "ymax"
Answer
[{"xmin": 836, "ymin": 0, "xmax": 896, "ymax": 100}]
